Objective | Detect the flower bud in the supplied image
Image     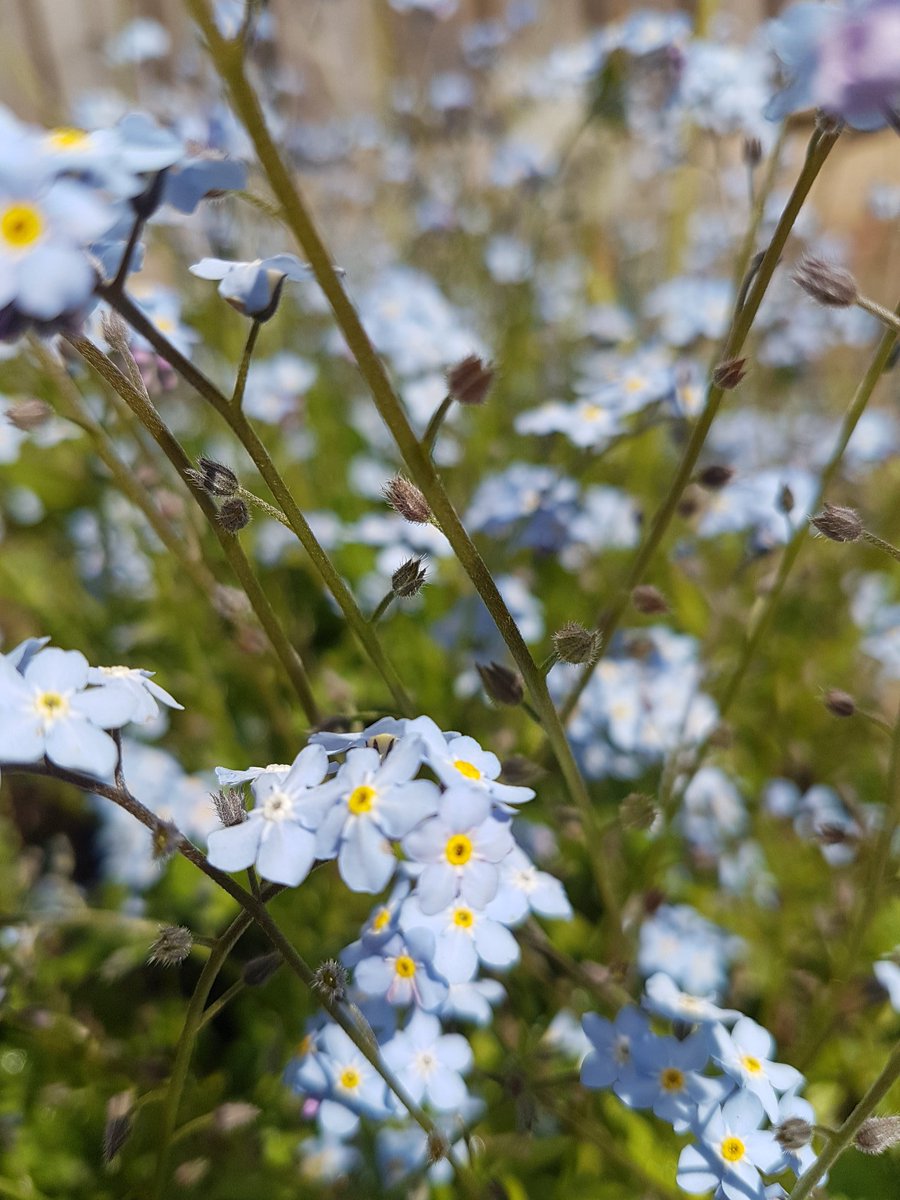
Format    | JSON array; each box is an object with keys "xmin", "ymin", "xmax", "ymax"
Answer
[
  {"xmin": 552, "ymin": 622, "xmax": 601, "ymax": 665},
  {"xmin": 214, "ymin": 1103, "xmax": 260, "ymax": 1133},
  {"xmin": 476, "ymin": 661, "xmax": 524, "ymax": 706},
  {"xmin": 187, "ymin": 455, "xmax": 239, "ymax": 497},
  {"xmin": 793, "ymin": 256, "xmax": 858, "ymax": 308},
  {"xmin": 218, "ymin": 497, "xmax": 251, "ymax": 533},
  {"xmin": 824, "ymin": 689, "xmax": 855, "ymax": 718},
  {"xmin": 242, "ymin": 952, "xmax": 281, "ymax": 987},
  {"xmin": 212, "ymin": 787, "xmax": 246, "ymax": 827},
  {"xmin": 174, "ymin": 1158, "xmax": 210, "ymax": 1188},
  {"xmin": 383, "ymin": 476, "xmax": 432, "ymax": 524},
  {"xmin": 426, "ymin": 1129, "xmax": 450, "ymax": 1165},
  {"xmin": 447, "ymin": 354, "xmax": 495, "ymax": 407},
  {"xmin": 148, "ymin": 925, "xmax": 194, "ymax": 966},
  {"xmin": 743, "ymin": 137, "xmax": 763, "ymax": 167},
  {"xmin": 313, "ymin": 958, "xmax": 348, "ymax": 1003},
  {"xmin": 778, "ymin": 484, "xmax": 795, "ymax": 515},
  {"xmin": 854, "ymin": 1116, "xmax": 900, "ymax": 1155},
  {"xmin": 619, "ymin": 792, "xmax": 658, "ymax": 831},
  {"xmin": 697, "ymin": 464, "xmax": 735, "ymax": 490},
  {"xmin": 810, "ymin": 504, "xmax": 862, "ymax": 543},
  {"xmin": 103, "ymin": 1090, "xmax": 134, "ymax": 1163},
  {"xmin": 7, "ymin": 398, "xmax": 52, "ymax": 431},
  {"xmin": 152, "ymin": 820, "xmax": 180, "ymax": 861},
  {"xmin": 775, "ymin": 1117, "xmax": 812, "ymax": 1151},
  {"xmin": 712, "ymin": 357, "xmax": 747, "ymax": 390},
  {"xmin": 631, "ymin": 585, "xmax": 669, "ymax": 615},
  {"xmin": 500, "ymin": 756, "xmax": 546, "ymax": 785},
  {"xmin": 391, "ymin": 556, "xmax": 428, "ymax": 598}
]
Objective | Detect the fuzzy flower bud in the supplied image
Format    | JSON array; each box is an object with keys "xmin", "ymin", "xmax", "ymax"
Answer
[
  {"xmin": 712, "ymin": 357, "xmax": 747, "ymax": 390},
  {"xmin": 212, "ymin": 787, "xmax": 246, "ymax": 827},
  {"xmin": 218, "ymin": 497, "xmax": 251, "ymax": 533},
  {"xmin": 152, "ymin": 820, "xmax": 180, "ymax": 862},
  {"xmin": 447, "ymin": 354, "xmax": 495, "ymax": 407},
  {"xmin": 824, "ymin": 689, "xmax": 856, "ymax": 718},
  {"xmin": 7, "ymin": 398, "xmax": 52, "ymax": 431},
  {"xmin": 775, "ymin": 1117, "xmax": 813, "ymax": 1151},
  {"xmin": 697, "ymin": 464, "xmax": 735, "ymax": 490},
  {"xmin": 383, "ymin": 476, "xmax": 432, "ymax": 524},
  {"xmin": 552, "ymin": 622, "xmax": 601, "ymax": 665},
  {"xmin": 391, "ymin": 556, "xmax": 428, "ymax": 598},
  {"xmin": 810, "ymin": 504, "xmax": 863, "ymax": 543},
  {"xmin": 619, "ymin": 792, "xmax": 658, "ymax": 831},
  {"xmin": 631, "ymin": 585, "xmax": 670, "ymax": 615},
  {"xmin": 187, "ymin": 455, "xmax": 239, "ymax": 498},
  {"xmin": 103, "ymin": 1090, "xmax": 134, "ymax": 1163},
  {"xmin": 313, "ymin": 958, "xmax": 348, "ymax": 1003},
  {"xmin": 426, "ymin": 1129, "xmax": 450, "ymax": 1166},
  {"xmin": 148, "ymin": 925, "xmax": 193, "ymax": 967},
  {"xmin": 793, "ymin": 256, "xmax": 859, "ymax": 308},
  {"xmin": 854, "ymin": 1116, "xmax": 900, "ymax": 1155},
  {"xmin": 476, "ymin": 661, "xmax": 525, "ymax": 706}
]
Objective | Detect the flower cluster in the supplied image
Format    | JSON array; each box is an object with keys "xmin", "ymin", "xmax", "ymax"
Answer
[{"xmin": 206, "ymin": 714, "xmax": 571, "ymax": 1182}]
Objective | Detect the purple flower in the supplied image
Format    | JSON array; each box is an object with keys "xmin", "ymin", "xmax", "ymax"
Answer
[{"xmin": 403, "ymin": 788, "xmax": 514, "ymax": 914}]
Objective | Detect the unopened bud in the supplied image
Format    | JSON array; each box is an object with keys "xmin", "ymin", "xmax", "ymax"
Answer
[
  {"xmin": 242, "ymin": 952, "xmax": 281, "ymax": 987},
  {"xmin": 103, "ymin": 1090, "xmax": 134, "ymax": 1163},
  {"xmin": 383, "ymin": 476, "xmax": 432, "ymax": 524},
  {"xmin": 212, "ymin": 787, "xmax": 246, "ymax": 827},
  {"xmin": 775, "ymin": 1117, "xmax": 812, "ymax": 1151},
  {"xmin": 218, "ymin": 497, "xmax": 251, "ymax": 532},
  {"xmin": 854, "ymin": 1115, "xmax": 900, "ymax": 1155},
  {"xmin": 500, "ymin": 756, "xmax": 546, "ymax": 785},
  {"xmin": 793, "ymin": 256, "xmax": 858, "ymax": 308},
  {"xmin": 712, "ymin": 357, "xmax": 747, "ymax": 390},
  {"xmin": 824, "ymin": 689, "xmax": 855, "ymax": 718},
  {"xmin": 631, "ymin": 585, "xmax": 669, "ymax": 615},
  {"xmin": 101, "ymin": 309, "xmax": 131, "ymax": 352},
  {"xmin": 214, "ymin": 1102, "xmax": 260, "ymax": 1133},
  {"xmin": 476, "ymin": 661, "xmax": 524, "ymax": 706},
  {"xmin": 447, "ymin": 354, "xmax": 495, "ymax": 406},
  {"xmin": 7, "ymin": 398, "xmax": 51, "ymax": 431},
  {"xmin": 313, "ymin": 958, "xmax": 348, "ymax": 1003},
  {"xmin": 152, "ymin": 820, "xmax": 180, "ymax": 861},
  {"xmin": 552, "ymin": 622, "xmax": 601, "ymax": 665},
  {"xmin": 148, "ymin": 924, "xmax": 193, "ymax": 966},
  {"xmin": 743, "ymin": 137, "xmax": 763, "ymax": 167},
  {"xmin": 187, "ymin": 455, "xmax": 239, "ymax": 497},
  {"xmin": 697, "ymin": 464, "xmax": 735, "ymax": 490},
  {"xmin": 174, "ymin": 1158, "xmax": 210, "ymax": 1188},
  {"xmin": 620, "ymin": 792, "xmax": 658, "ymax": 831},
  {"xmin": 778, "ymin": 484, "xmax": 795, "ymax": 515},
  {"xmin": 426, "ymin": 1129, "xmax": 450, "ymax": 1165},
  {"xmin": 810, "ymin": 504, "xmax": 862, "ymax": 543},
  {"xmin": 391, "ymin": 556, "xmax": 428, "ymax": 598}
]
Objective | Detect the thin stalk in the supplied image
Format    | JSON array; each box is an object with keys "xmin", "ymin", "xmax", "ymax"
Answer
[
  {"xmin": 421, "ymin": 393, "xmax": 453, "ymax": 456},
  {"xmin": 197, "ymin": 975, "xmax": 251, "ymax": 1030},
  {"xmin": 185, "ymin": 0, "xmax": 619, "ymax": 941},
  {"xmin": 861, "ymin": 528, "xmax": 900, "ymax": 563},
  {"xmin": 66, "ymin": 334, "xmax": 321, "ymax": 724},
  {"xmin": 96, "ymin": 288, "xmax": 413, "ymax": 716},
  {"xmin": 857, "ymin": 295, "xmax": 900, "ymax": 333},
  {"xmin": 232, "ymin": 319, "xmax": 261, "ymax": 410},
  {"xmin": 559, "ymin": 124, "xmax": 841, "ymax": 724},
  {"xmin": 369, "ymin": 591, "xmax": 396, "ymax": 624},
  {"xmin": 787, "ymin": 1037, "xmax": 900, "ymax": 1200},
  {"xmin": 152, "ymin": 910, "xmax": 255, "ymax": 1199}
]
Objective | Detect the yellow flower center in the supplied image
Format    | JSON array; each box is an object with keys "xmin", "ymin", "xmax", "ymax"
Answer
[
  {"xmin": 720, "ymin": 1137, "xmax": 745, "ymax": 1164},
  {"xmin": 395, "ymin": 955, "xmax": 416, "ymax": 978},
  {"xmin": 741, "ymin": 1055, "xmax": 763, "ymax": 1075},
  {"xmin": 454, "ymin": 759, "xmax": 481, "ymax": 781},
  {"xmin": 582, "ymin": 404, "xmax": 604, "ymax": 421},
  {"xmin": 48, "ymin": 127, "xmax": 88, "ymax": 150},
  {"xmin": 338, "ymin": 1067, "xmax": 360, "ymax": 1091},
  {"xmin": 624, "ymin": 374, "xmax": 645, "ymax": 393},
  {"xmin": 34, "ymin": 691, "xmax": 69, "ymax": 721},
  {"xmin": 347, "ymin": 785, "xmax": 376, "ymax": 815},
  {"xmin": 452, "ymin": 907, "xmax": 474, "ymax": 929},
  {"xmin": 660, "ymin": 1067, "xmax": 685, "ymax": 1092},
  {"xmin": 371, "ymin": 907, "xmax": 391, "ymax": 932},
  {"xmin": 445, "ymin": 834, "xmax": 473, "ymax": 866},
  {"xmin": 1, "ymin": 204, "xmax": 44, "ymax": 249}
]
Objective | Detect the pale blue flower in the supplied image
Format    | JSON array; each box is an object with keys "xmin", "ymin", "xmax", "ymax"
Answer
[
  {"xmin": 0, "ymin": 646, "xmax": 133, "ymax": 778},
  {"xmin": 643, "ymin": 973, "xmax": 742, "ymax": 1026},
  {"xmin": 615, "ymin": 1030, "xmax": 719, "ymax": 1130},
  {"xmin": 382, "ymin": 1010, "xmax": 473, "ymax": 1112},
  {"xmin": 190, "ymin": 254, "xmax": 315, "ymax": 319},
  {"xmin": 353, "ymin": 928, "xmax": 449, "ymax": 1012},
  {"xmin": 206, "ymin": 744, "xmax": 329, "ymax": 886},
  {"xmin": 581, "ymin": 1006, "xmax": 652, "ymax": 1090},
  {"xmin": 400, "ymin": 893, "xmax": 519, "ymax": 982},
  {"xmin": 710, "ymin": 1018, "xmax": 803, "ymax": 1122},
  {"xmin": 403, "ymin": 788, "xmax": 514, "ymax": 914},
  {"xmin": 484, "ymin": 845, "xmax": 572, "ymax": 925},
  {"xmin": 677, "ymin": 1092, "xmax": 783, "ymax": 1200},
  {"xmin": 416, "ymin": 723, "xmax": 534, "ymax": 810},
  {"xmin": 86, "ymin": 665, "xmax": 182, "ymax": 725},
  {"xmin": 436, "ymin": 976, "xmax": 506, "ymax": 1026}
]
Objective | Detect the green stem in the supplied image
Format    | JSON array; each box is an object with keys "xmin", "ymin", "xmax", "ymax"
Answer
[
  {"xmin": 197, "ymin": 974, "xmax": 251, "ymax": 1030},
  {"xmin": 788, "ymin": 1037, "xmax": 900, "ymax": 1200},
  {"xmin": 98, "ymin": 289, "xmax": 413, "ymax": 716},
  {"xmin": 421, "ymin": 393, "xmax": 453, "ymax": 456},
  {"xmin": 857, "ymin": 295, "xmax": 900, "ymax": 333},
  {"xmin": 152, "ymin": 910, "xmax": 254, "ymax": 1199},
  {"xmin": 559, "ymin": 124, "xmax": 840, "ymax": 724},
  {"xmin": 185, "ymin": 0, "xmax": 618, "ymax": 943},
  {"xmin": 66, "ymin": 334, "xmax": 321, "ymax": 724},
  {"xmin": 232, "ymin": 319, "xmax": 261, "ymax": 410},
  {"xmin": 862, "ymin": 528, "xmax": 900, "ymax": 563},
  {"xmin": 369, "ymin": 591, "xmax": 396, "ymax": 624}
]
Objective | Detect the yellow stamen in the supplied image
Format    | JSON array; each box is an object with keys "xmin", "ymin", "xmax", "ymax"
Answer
[
  {"xmin": 660, "ymin": 1067, "xmax": 685, "ymax": 1092},
  {"xmin": 395, "ymin": 955, "xmax": 416, "ymax": 978},
  {"xmin": 347, "ymin": 785, "xmax": 376, "ymax": 814},
  {"xmin": 338, "ymin": 1067, "xmax": 360, "ymax": 1091},
  {"xmin": 445, "ymin": 833, "xmax": 473, "ymax": 866},
  {"xmin": 452, "ymin": 907, "xmax": 474, "ymax": 929},
  {"xmin": 454, "ymin": 759, "xmax": 481, "ymax": 781},
  {"xmin": 1, "ymin": 204, "xmax": 44, "ymax": 249},
  {"xmin": 720, "ymin": 1137, "xmax": 745, "ymax": 1163}
]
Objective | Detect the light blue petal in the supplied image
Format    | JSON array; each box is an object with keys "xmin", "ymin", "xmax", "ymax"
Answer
[
  {"xmin": 45, "ymin": 719, "xmax": 116, "ymax": 778},
  {"xmin": 257, "ymin": 822, "xmax": 316, "ymax": 886},
  {"xmin": 207, "ymin": 820, "xmax": 261, "ymax": 871}
]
